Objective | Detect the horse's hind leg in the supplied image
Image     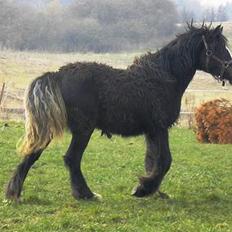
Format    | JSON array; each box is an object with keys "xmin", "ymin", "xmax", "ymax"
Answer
[
  {"xmin": 64, "ymin": 129, "xmax": 96, "ymax": 200},
  {"xmin": 132, "ymin": 129, "xmax": 172, "ymax": 198},
  {"xmin": 5, "ymin": 145, "xmax": 49, "ymax": 201}
]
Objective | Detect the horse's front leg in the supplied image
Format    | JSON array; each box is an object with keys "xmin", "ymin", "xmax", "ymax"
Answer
[{"xmin": 132, "ymin": 129, "xmax": 172, "ymax": 198}]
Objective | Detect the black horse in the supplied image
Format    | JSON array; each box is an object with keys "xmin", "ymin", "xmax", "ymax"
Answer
[{"xmin": 6, "ymin": 24, "xmax": 232, "ymax": 201}]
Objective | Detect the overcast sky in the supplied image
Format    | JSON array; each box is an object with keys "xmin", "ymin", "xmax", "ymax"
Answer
[{"xmin": 201, "ymin": 0, "xmax": 232, "ymax": 7}]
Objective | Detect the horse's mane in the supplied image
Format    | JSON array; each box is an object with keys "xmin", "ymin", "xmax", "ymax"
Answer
[{"xmin": 128, "ymin": 23, "xmax": 227, "ymax": 80}]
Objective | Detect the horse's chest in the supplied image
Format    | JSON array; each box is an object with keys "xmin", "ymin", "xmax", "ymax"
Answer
[{"xmin": 150, "ymin": 95, "xmax": 181, "ymax": 127}]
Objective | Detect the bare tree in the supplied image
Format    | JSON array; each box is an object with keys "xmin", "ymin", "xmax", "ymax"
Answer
[{"xmin": 216, "ymin": 4, "xmax": 228, "ymax": 22}]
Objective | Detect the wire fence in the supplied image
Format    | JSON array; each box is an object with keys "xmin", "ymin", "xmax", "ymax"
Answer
[{"xmin": 0, "ymin": 83, "xmax": 24, "ymax": 120}]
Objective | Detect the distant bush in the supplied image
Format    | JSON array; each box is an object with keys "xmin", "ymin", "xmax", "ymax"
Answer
[
  {"xmin": 195, "ymin": 99, "xmax": 232, "ymax": 144},
  {"xmin": 0, "ymin": 0, "xmax": 178, "ymax": 52}
]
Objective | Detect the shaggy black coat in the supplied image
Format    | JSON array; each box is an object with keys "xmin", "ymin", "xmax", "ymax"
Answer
[{"xmin": 57, "ymin": 61, "xmax": 179, "ymax": 135}]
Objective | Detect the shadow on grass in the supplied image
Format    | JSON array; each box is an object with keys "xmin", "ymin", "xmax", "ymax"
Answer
[
  {"xmin": 130, "ymin": 192, "xmax": 232, "ymax": 215},
  {"xmin": 22, "ymin": 196, "xmax": 52, "ymax": 206},
  {"xmin": 167, "ymin": 196, "xmax": 232, "ymax": 207}
]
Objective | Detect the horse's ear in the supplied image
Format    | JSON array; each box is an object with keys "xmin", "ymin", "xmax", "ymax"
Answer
[{"xmin": 214, "ymin": 25, "xmax": 223, "ymax": 35}]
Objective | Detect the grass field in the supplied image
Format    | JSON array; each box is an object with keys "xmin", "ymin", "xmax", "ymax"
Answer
[{"xmin": 0, "ymin": 122, "xmax": 232, "ymax": 232}]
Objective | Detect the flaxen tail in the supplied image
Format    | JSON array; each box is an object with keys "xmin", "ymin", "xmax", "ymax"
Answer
[{"xmin": 18, "ymin": 73, "xmax": 67, "ymax": 156}]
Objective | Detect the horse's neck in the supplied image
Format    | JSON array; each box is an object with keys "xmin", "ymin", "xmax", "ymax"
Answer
[{"xmin": 165, "ymin": 42, "xmax": 198, "ymax": 93}]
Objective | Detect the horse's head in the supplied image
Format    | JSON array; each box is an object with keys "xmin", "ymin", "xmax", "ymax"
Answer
[{"xmin": 198, "ymin": 25, "xmax": 232, "ymax": 84}]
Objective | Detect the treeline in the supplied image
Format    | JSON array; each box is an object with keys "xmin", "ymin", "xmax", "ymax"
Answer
[
  {"xmin": 176, "ymin": 0, "xmax": 231, "ymax": 23},
  {"xmin": 181, "ymin": 4, "xmax": 229, "ymax": 22},
  {"xmin": 0, "ymin": 0, "xmax": 178, "ymax": 52}
]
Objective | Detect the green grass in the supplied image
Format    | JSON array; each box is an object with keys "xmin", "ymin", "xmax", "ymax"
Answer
[{"xmin": 0, "ymin": 122, "xmax": 232, "ymax": 232}]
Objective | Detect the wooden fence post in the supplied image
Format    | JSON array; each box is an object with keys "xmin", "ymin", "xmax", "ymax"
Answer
[{"xmin": 0, "ymin": 82, "xmax": 6, "ymax": 106}]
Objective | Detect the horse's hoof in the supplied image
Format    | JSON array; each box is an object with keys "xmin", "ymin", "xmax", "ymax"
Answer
[
  {"xmin": 72, "ymin": 190, "xmax": 102, "ymax": 201},
  {"xmin": 73, "ymin": 192, "xmax": 92, "ymax": 200},
  {"xmin": 92, "ymin": 192, "xmax": 103, "ymax": 201},
  {"xmin": 131, "ymin": 185, "xmax": 150, "ymax": 197},
  {"xmin": 157, "ymin": 191, "xmax": 170, "ymax": 199},
  {"xmin": 5, "ymin": 181, "xmax": 21, "ymax": 203},
  {"xmin": 5, "ymin": 190, "xmax": 21, "ymax": 203},
  {"xmin": 5, "ymin": 194, "xmax": 20, "ymax": 202}
]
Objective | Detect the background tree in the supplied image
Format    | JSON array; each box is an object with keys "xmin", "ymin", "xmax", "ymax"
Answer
[
  {"xmin": 0, "ymin": 0, "xmax": 178, "ymax": 52},
  {"xmin": 216, "ymin": 4, "xmax": 228, "ymax": 22}
]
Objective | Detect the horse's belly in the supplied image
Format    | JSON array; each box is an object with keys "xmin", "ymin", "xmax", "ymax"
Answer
[{"xmin": 97, "ymin": 114, "xmax": 144, "ymax": 136}]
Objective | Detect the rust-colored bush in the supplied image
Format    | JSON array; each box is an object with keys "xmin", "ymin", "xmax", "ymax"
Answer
[{"xmin": 195, "ymin": 99, "xmax": 232, "ymax": 144}]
